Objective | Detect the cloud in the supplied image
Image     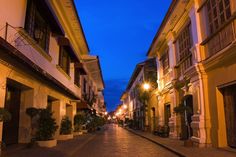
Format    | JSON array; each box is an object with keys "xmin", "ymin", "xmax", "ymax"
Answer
[{"xmin": 104, "ymin": 78, "xmax": 129, "ymax": 111}]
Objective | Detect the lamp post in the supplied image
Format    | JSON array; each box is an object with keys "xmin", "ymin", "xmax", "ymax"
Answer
[{"xmin": 142, "ymin": 82, "xmax": 151, "ymax": 131}]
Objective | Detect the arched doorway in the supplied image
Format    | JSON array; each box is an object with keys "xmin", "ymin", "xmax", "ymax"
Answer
[{"xmin": 180, "ymin": 95, "xmax": 193, "ymax": 140}]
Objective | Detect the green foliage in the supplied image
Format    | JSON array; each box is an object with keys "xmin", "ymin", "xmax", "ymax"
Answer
[
  {"xmin": 135, "ymin": 84, "xmax": 151, "ymax": 105},
  {"xmin": 74, "ymin": 113, "xmax": 86, "ymax": 132},
  {"xmin": 36, "ymin": 109, "xmax": 58, "ymax": 141},
  {"xmin": 26, "ymin": 107, "xmax": 39, "ymax": 118},
  {"xmin": 0, "ymin": 108, "xmax": 11, "ymax": 122},
  {"xmin": 86, "ymin": 116, "xmax": 105, "ymax": 131},
  {"xmin": 60, "ymin": 116, "xmax": 72, "ymax": 135}
]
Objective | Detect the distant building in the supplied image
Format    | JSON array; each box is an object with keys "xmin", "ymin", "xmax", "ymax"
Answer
[{"xmin": 124, "ymin": 58, "xmax": 157, "ymax": 130}]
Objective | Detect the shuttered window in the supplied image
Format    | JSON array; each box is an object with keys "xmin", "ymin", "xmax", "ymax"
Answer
[
  {"xmin": 160, "ymin": 50, "xmax": 169, "ymax": 75},
  {"xmin": 207, "ymin": 0, "xmax": 231, "ymax": 34},
  {"xmin": 177, "ymin": 23, "xmax": 193, "ymax": 72},
  {"xmin": 74, "ymin": 70, "xmax": 80, "ymax": 87},
  {"xmin": 25, "ymin": 0, "xmax": 50, "ymax": 52},
  {"xmin": 59, "ymin": 47, "xmax": 71, "ymax": 75}
]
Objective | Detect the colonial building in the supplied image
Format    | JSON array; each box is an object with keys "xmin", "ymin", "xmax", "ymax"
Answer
[
  {"xmin": 0, "ymin": 0, "xmax": 105, "ymax": 145},
  {"xmin": 120, "ymin": 92, "xmax": 132, "ymax": 119},
  {"xmin": 81, "ymin": 56, "xmax": 105, "ymax": 116},
  {"xmin": 125, "ymin": 58, "xmax": 157, "ymax": 130},
  {"xmin": 147, "ymin": 0, "xmax": 236, "ymax": 148}
]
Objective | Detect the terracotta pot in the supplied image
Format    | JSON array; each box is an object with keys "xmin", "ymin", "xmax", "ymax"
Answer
[
  {"xmin": 82, "ymin": 129, "xmax": 88, "ymax": 134},
  {"xmin": 58, "ymin": 134, "xmax": 73, "ymax": 141},
  {"xmin": 73, "ymin": 131, "xmax": 83, "ymax": 136},
  {"xmin": 37, "ymin": 139, "xmax": 57, "ymax": 148}
]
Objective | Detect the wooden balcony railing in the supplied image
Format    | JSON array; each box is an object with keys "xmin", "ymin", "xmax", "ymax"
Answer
[{"xmin": 202, "ymin": 19, "xmax": 236, "ymax": 59}]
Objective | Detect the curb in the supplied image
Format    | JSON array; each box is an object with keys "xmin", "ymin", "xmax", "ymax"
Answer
[{"xmin": 125, "ymin": 128, "xmax": 186, "ymax": 157}]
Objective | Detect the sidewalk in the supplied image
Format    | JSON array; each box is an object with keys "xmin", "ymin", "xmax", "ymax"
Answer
[{"xmin": 125, "ymin": 128, "xmax": 236, "ymax": 157}]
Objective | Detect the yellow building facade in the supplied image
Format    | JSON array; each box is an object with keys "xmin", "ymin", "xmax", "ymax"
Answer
[{"xmin": 148, "ymin": 0, "xmax": 236, "ymax": 148}]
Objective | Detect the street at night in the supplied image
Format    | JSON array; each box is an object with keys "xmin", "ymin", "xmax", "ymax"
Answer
[
  {"xmin": 4, "ymin": 124, "xmax": 178, "ymax": 157},
  {"xmin": 1, "ymin": 0, "xmax": 236, "ymax": 156}
]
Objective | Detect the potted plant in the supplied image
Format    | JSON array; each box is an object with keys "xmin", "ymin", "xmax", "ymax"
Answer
[
  {"xmin": 74, "ymin": 113, "xmax": 86, "ymax": 136},
  {"xmin": 26, "ymin": 107, "xmax": 39, "ymax": 146},
  {"xmin": 36, "ymin": 108, "xmax": 58, "ymax": 148},
  {"xmin": 0, "ymin": 108, "xmax": 11, "ymax": 156},
  {"xmin": 174, "ymin": 102, "xmax": 193, "ymax": 147},
  {"xmin": 58, "ymin": 116, "xmax": 73, "ymax": 140}
]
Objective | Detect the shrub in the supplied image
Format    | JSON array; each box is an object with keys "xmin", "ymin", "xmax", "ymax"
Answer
[
  {"xmin": 74, "ymin": 113, "xmax": 86, "ymax": 132},
  {"xmin": 0, "ymin": 108, "xmax": 11, "ymax": 122},
  {"xmin": 60, "ymin": 116, "xmax": 72, "ymax": 135},
  {"xmin": 36, "ymin": 109, "xmax": 58, "ymax": 141}
]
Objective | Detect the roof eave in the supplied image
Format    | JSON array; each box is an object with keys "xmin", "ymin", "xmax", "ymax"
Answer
[{"xmin": 146, "ymin": 0, "xmax": 178, "ymax": 57}]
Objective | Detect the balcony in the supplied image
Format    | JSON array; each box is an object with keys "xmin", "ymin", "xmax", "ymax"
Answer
[{"xmin": 202, "ymin": 19, "xmax": 236, "ymax": 59}]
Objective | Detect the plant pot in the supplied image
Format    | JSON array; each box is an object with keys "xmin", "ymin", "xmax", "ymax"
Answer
[
  {"xmin": 73, "ymin": 131, "xmax": 83, "ymax": 136},
  {"xmin": 37, "ymin": 139, "xmax": 57, "ymax": 148},
  {"xmin": 58, "ymin": 134, "xmax": 73, "ymax": 141},
  {"xmin": 81, "ymin": 129, "xmax": 88, "ymax": 134},
  {"xmin": 184, "ymin": 139, "xmax": 193, "ymax": 147}
]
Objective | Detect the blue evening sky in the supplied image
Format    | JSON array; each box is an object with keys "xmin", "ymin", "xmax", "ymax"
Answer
[{"xmin": 75, "ymin": 0, "xmax": 172, "ymax": 111}]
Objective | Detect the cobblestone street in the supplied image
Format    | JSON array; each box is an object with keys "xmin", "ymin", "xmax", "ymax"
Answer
[{"xmin": 3, "ymin": 124, "xmax": 178, "ymax": 157}]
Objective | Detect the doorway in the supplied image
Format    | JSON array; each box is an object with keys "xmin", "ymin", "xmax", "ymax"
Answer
[
  {"xmin": 2, "ymin": 85, "xmax": 21, "ymax": 145},
  {"xmin": 164, "ymin": 104, "xmax": 171, "ymax": 126},
  {"xmin": 222, "ymin": 84, "xmax": 236, "ymax": 148},
  {"xmin": 180, "ymin": 95, "xmax": 193, "ymax": 140}
]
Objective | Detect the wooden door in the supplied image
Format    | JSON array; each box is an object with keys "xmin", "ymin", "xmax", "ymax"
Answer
[
  {"xmin": 164, "ymin": 104, "xmax": 171, "ymax": 126},
  {"xmin": 3, "ymin": 85, "xmax": 21, "ymax": 145},
  {"xmin": 223, "ymin": 85, "xmax": 236, "ymax": 148},
  {"xmin": 180, "ymin": 95, "xmax": 193, "ymax": 140}
]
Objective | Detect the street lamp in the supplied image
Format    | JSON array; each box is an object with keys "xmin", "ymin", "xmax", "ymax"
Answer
[
  {"xmin": 143, "ymin": 82, "xmax": 150, "ymax": 91},
  {"xmin": 123, "ymin": 104, "xmax": 127, "ymax": 109}
]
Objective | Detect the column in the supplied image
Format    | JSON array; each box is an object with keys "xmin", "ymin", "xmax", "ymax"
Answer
[
  {"xmin": 0, "ymin": 77, "xmax": 6, "ymax": 142},
  {"xmin": 52, "ymin": 100, "xmax": 65, "ymax": 138}
]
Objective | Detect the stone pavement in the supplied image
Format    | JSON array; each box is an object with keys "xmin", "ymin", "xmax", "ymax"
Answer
[
  {"xmin": 3, "ymin": 124, "xmax": 179, "ymax": 157},
  {"xmin": 125, "ymin": 127, "xmax": 236, "ymax": 157}
]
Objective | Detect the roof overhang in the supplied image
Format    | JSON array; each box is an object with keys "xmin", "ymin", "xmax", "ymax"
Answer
[
  {"xmin": 126, "ymin": 63, "xmax": 144, "ymax": 90},
  {"xmin": 146, "ymin": 0, "xmax": 189, "ymax": 57},
  {"xmin": 49, "ymin": 0, "xmax": 90, "ymax": 58},
  {"xmin": 82, "ymin": 55, "xmax": 105, "ymax": 90},
  {"xmin": 120, "ymin": 92, "xmax": 128, "ymax": 101}
]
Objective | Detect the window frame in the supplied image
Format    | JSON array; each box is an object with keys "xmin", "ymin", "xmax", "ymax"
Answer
[
  {"xmin": 25, "ymin": 0, "xmax": 50, "ymax": 52},
  {"xmin": 206, "ymin": 0, "xmax": 231, "ymax": 35},
  {"xmin": 160, "ymin": 50, "xmax": 170, "ymax": 75},
  {"xmin": 58, "ymin": 46, "xmax": 71, "ymax": 75},
  {"xmin": 74, "ymin": 68, "xmax": 80, "ymax": 87}
]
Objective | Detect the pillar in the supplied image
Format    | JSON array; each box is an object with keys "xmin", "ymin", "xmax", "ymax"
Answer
[{"xmin": 0, "ymin": 77, "xmax": 6, "ymax": 142}]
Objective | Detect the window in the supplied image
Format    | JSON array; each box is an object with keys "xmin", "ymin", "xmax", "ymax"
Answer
[
  {"xmin": 88, "ymin": 86, "xmax": 91, "ymax": 99},
  {"xmin": 177, "ymin": 24, "xmax": 193, "ymax": 72},
  {"xmin": 160, "ymin": 50, "xmax": 169, "ymax": 75},
  {"xmin": 74, "ymin": 70, "xmax": 80, "ymax": 87},
  {"xmin": 59, "ymin": 47, "xmax": 71, "ymax": 75},
  {"xmin": 207, "ymin": 0, "xmax": 231, "ymax": 34},
  {"xmin": 83, "ymin": 79, "xmax": 87, "ymax": 94},
  {"xmin": 25, "ymin": 0, "xmax": 50, "ymax": 52}
]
